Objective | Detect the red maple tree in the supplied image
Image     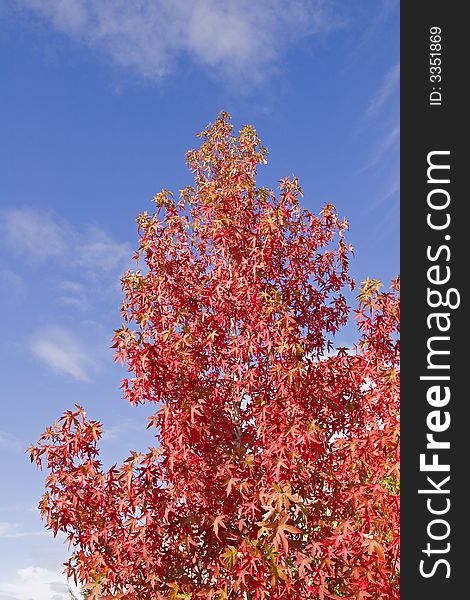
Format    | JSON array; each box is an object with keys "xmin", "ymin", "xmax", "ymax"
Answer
[{"xmin": 30, "ymin": 113, "xmax": 399, "ymax": 599}]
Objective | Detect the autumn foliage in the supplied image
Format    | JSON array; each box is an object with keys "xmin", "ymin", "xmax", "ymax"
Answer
[{"xmin": 29, "ymin": 113, "xmax": 400, "ymax": 599}]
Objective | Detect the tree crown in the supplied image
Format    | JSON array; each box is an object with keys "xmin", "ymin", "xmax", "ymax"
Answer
[{"xmin": 30, "ymin": 113, "xmax": 399, "ymax": 600}]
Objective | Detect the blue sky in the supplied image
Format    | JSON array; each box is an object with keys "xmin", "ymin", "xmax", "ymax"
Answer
[{"xmin": 0, "ymin": 1, "xmax": 399, "ymax": 598}]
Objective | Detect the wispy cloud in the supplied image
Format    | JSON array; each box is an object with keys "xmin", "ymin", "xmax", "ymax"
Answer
[
  {"xmin": 56, "ymin": 281, "xmax": 89, "ymax": 311},
  {"xmin": 364, "ymin": 63, "xmax": 399, "ymax": 120},
  {"xmin": 30, "ymin": 326, "xmax": 96, "ymax": 381},
  {"xmin": 0, "ymin": 522, "xmax": 49, "ymax": 540},
  {"xmin": 356, "ymin": 61, "xmax": 399, "ymax": 217},
  {"xmin": 75, "ymin": 226, "xmax": 131, "ymax": 273},
  {"xmin": 0, "ymin": 566, "xmax": 79, "ymax": 600},
  {"xmin": 0, "ymin": 522, "xmax": 17, "ymax": 538},
  {"xmin": 0, "ymin": 432, "xmax": 23, "ymax": 453},
  {"xmin": 358, "ymin": 124, "xmax": 399, "ymax": 174},
  {"xmin": 1, "ymin": 209, "xmax": 68, "ymax": 261},
  {"xmin": 100, "ymin": 420, "xmax": 142, "ymax": 442},
  {"xmin": 1, "ymin": 208, "xmax": 131, "ymax": 275},
  {"xmin": 17, "ymin": 0, "xmax": 339, "ymax": 84},
  {"xmin": 0, "ymin": 210, "xmax": 127, "ymax": 377}
]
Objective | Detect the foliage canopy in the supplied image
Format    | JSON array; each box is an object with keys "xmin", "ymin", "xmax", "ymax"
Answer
[{"xmin": 30, "ymin": 113, "xmax": 399, "ymax": 599}]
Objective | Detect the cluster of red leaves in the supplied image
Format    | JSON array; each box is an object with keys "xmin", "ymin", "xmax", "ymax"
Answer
[{"xmin": 29, "ymin": 113, "xmax": 399, "ymax": 600}]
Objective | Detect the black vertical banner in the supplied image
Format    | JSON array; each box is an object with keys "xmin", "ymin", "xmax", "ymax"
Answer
[{"xmin": 401, "ymin": 3, "xmax": 467, "ymax": 598}]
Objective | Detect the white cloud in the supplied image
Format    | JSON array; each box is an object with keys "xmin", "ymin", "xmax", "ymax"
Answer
[
  {"xmin": 100, "ymin": 419, "xmax": 142, "ymax": 442},
  {"xmin": 57, "ymin": 281, "xmax": 88, "ymax": 311},
  {"xmin": 0, "ymin": 522, "xmax": 49, "ymax": 540},
  {"xmin": 0, "ymin": 432, "xmax": 23, "ymax": 453},
  {"xmin": 364, "ymin": 62, "xmax": 400, "ymax": 120},
  {"xmin": 0, "ymin": 522, "xmax": 17, "ymax": 538},
  {"xmin": 30, "ymin": 326, "xmax": 95, "ymax": 381},
  {"xmin": 18, "ymin": 0, "xmax": 338, "ymax": 83},
  {"xmin": 76, "ymin": 226, "xmax": 131, "ymax": 273},
  {"xmin": 1, "ymin": 209, "xmax": 68, "ymax": 261},
  {"xmin": 358, "ymin": 124, "xmax": 399, "ymax": 174},
  {"xmin": 357, "ymin": 62, "xmax": 399, "ymax": 214},
  {"xmin": 1, "ymin": 208, "xmax": 131, "ymax": 275},
  {"xmin": 0, "ymin": 566, "xmax": 79, "ymax": 600}
]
